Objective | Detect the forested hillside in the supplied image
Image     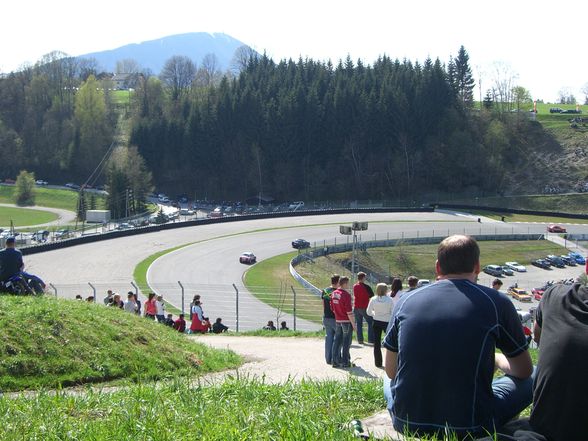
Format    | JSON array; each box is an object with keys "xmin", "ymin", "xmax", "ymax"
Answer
[
  {"xmin": 130, "ymin": 52, "xmax": 561, "ymax": 201},
  {"xmin": 0, "ymin": 48, "xmax": 565, "ymax": 203}
]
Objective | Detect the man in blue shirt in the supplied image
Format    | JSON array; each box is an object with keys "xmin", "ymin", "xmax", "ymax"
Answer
[
  {"xmin": 0, "ymin": 237, "xmax": 24, "ymax": 282},
  {"xmin": 383, "ymin": 235, "xmax": 533, "ymax": 439}
]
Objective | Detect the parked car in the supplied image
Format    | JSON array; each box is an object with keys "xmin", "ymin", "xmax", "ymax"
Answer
[
  {"xmin": 483, "ymin": 264, "xmax": 503, "ymax": 277},
  {"xmin": 417, "ymin": 279, "xmax": 430, "ymax": 288},
  {"xmin": 239, "ymin": 252, "xmax": 257, "ymax": 264},
  {"xmin": 158, "ymin": 196, "xmax": 170, "ymax": 203},
  {"xmin": 568, "ymin": 252, "xmax": 586, "ymax": 265},
  {"xmin": 32, "ymin": 230, "xmax": 50, "ymax": 242},
  {"xmin": 4, "ymin": 178, "xmax": 15, "ymax": 184},
  {"xmin": 507, "ymin": 287, "xmax": 532, "ymax": 302},
  {"xmin": 504, "ymin": 261, "xmax": 527, "ymax": 272},
  {"xmin": 292, "ymin": 238, "xmax": 310, "ymax": 249},
  {"xmin": 545, "ymin": 255, "xmax": 566, "ymax": 268},
  {"xmin": 116, "ymin": 223, "xmax": 133, "ymax": 230},
  {"xmin": 549, "ymin": 107, "xmax": 563, "ymax": 113},
  {"xmin": 54, "ymin": 229, "xmax": 71, "ymax": 240},
  {"xmin": 65, "ymin": 182, "xmax": 80, "ymax": 190},
  {"xmin": 547, "ymin": 224, "xmax": 567, "ymax": 233},
  {"xmin": 35, "ymin": 180, "xmax": 48, "ymax": 186},
  {"xmin": 179, "ymin": 208, "xmax": 194, "ymax": 216},
  {"xmin": 532, "ymin": 259, "xmax": 551, "ymax": 269},
  {"xmin": 500, "ymin": 266, "xmax": 514, "ymax": 276},
  {"xmin": 559, "ymin": 255, "xmax": 577, "ymax": 266}
]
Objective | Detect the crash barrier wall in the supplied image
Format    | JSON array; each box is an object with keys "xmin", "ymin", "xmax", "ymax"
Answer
[
  {"xmin": 289, "ymin": 234, "xmax": 545, "ymax": 298},
  {"xmin": 435, "ymin": 203, "xmax": 588, "ymax": 220},
  {"xmin": 19, "ymin": 207, "xmax": 433, "ymax": 256}
]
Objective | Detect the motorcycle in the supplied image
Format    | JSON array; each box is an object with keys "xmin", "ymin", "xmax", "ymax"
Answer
[{"xmin": 0, "ymin": 272, "xmax": 45, "ymax": 295}]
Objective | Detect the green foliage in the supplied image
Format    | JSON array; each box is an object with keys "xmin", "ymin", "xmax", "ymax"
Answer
[
  {"xmin": 14, "ymin": 170, "xmax": 35, "ymax": 206},
  {"xmin": 0, "ymin": 377, "xmax": 383, "ymax": 440},
  {"xmin": 0, "ymin": 296, "xmax": 241, "ymax": 391}
]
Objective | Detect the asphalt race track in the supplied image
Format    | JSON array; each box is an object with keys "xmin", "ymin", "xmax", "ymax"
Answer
[{"xmin": 26, "ymin": 211, "xmax": 588, "ymax": 330}]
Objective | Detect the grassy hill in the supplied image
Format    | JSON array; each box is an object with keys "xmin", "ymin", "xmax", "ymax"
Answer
[
  {"xmin": 0, "ymin": 296, "xmax": 240, "ymax": 391},
  {"xmin": 0, "ymin": 185, "xmax": 105, "ymax": 212}
]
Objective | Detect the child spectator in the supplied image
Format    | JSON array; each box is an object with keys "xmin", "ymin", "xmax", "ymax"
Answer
[
  {"xmin": 164, "ymin": 313, "xmax": 175, "ymax": 327},
  {"xmin": 212, "ymin": 317, "xmax": 229, "ymax": 333},
  {"xmin": 174, "ymin": 314, "xmax": 186, "ymax": 333}
]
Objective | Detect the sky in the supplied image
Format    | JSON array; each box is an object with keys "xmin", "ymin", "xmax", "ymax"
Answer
[{"xmin": 2, "ymin": 0, "xmax": 587, "ymax": 103}]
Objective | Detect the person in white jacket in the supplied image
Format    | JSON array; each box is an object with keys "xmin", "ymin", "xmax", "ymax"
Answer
[{"xmin": 367, "ymin": 283, "xmax": 395, "ymax": 367}]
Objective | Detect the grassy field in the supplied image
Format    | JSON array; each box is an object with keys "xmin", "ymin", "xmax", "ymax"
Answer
[
  {"xmin": 0, "ymin": 206, "xmax": 58, "ymax": 227},
  {"xmin": 0, "ymin": 296, "xmax": 240, "ymax": 391},
  {"xmin": 0, "ymin": 377, "xmax": 383, "ymax": 440},
  {"xmin": 0, "ymin": 185, "xmax": 105, "ymax": 212},
  {"xmin": 441, "ymin": 192, "xmax": 588, "ymax": 215},
  {"xmin": 459, "ymin": 209, "xmax": 588, "ymax": 224}
]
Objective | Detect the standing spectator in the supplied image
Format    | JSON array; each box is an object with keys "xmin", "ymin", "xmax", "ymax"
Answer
[
  {"xmin": 212, "ymin": 317, "xmax": 229, "ymax": 333},
  {"xmin": 164, "ymin": 313, "xmax": 175, "ymax": 327},
  {"xmin": 133, "ymin": 293, "xmax": 142, "ymax": 316},
  {"xmin": 406, "ymin": 276, "xmax": 418, "ymax": 291},
  {"xmin": 524, "ymin": 282, "xmax": 588, "ymax": 441},
  {"xmin": 492, "ymin": 278, "xmax": 503, "ymax": 291},
  {"xmin": 367, "ymin": 283, "xmax": 394, "ymax": 368},
  {"xmin": 190, "ymin": 297, "xmax": 211, "ymax": 333},
  {"xmin": 155, "ymin": 295, "xmax": 166, "ymax": 322},
  {"xmin": 331, "ymin": 276, "xmax": 357, "ymax": 368},
  {"xmin": 124, "ymin": 292, "xmax": 138, "ymax": 313},
  {"xmin": 383, "ymin": 235, "xmax": 533, "ymax": 438},
  {"xmin": 174, "ymin": 314, "xmax": 186, "ymax": 332},
  {"xmin": 144, "ymin": 293, "xmax": 157, "ymax": 320},
  {"xmin": 390, "ymin": 278, "xmax": 403, "ymax": 298},
  {"xmin": 322, "ymin": 274, "xmax": 340, "ymax": 365},
  {"xmin": 189, "ymin": 295, "xmax": 201, "ymax": 320},
  {"xmin": 103, "ymin": 289, "xmax": 114, "ymax": 305},
  {"xmin": 279, "ymin": 321, "xmax": 289, "ymax": 331},
  {"xmin": 353, "ymin": 272, "xmax": 374, "ymax": 344},
  {"xmin": 108, "ymin": 293, "xmax": 124, "ymax": 308},
  {"xmin": 263, "ymin": 320, "xmax": 277, "ymax": 331}
]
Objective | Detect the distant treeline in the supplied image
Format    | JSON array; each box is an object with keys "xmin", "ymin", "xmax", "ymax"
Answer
[
  {"xmin": 130, "ymin": 50, "xmax": 557, "ymax": 200},
  {"xmin": 0, "ymin": 49, "xmax": 559, "ymax": 202}
]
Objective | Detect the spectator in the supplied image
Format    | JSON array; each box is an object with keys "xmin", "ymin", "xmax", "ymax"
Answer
[
  {"xmin": 353, "ymin": 272, "xmax": 374, "ymax": 344},
  {"xmin": 0, "ymin": 237, "xmax": 23, "ymax": 286},
  {"xmin": 366, "ymin": 283, "xmax": 394, "ymax": 368},
  {"xmin": 189, "ymin": 295, "xmax": 201, "ymax": 320},
  {"xmin": 492, "ymin": 278, "xmax": 503, "ymax": 291},
  {"xmin": 155, "ymin": 295, "xmax": 166, "ymax": 322},
  {"xmin": 524, "ymin": 282, "xmax": 588, "ymax": 440},
  {"xmin": 330, "ymin": 276, "xmax": 356, "ymax": 368},
  {"xmin": 212, "ymin": 317, "xmax": 229, "ymax": 333},
  {"xmin": 189, "ymin": 297, "xmax": 211, "ymax": 333},
  {"xmin": 173, "ymin": 314, "xmax": 186, "ymax": 333},
  {"xmin": 263, "ymin": 320, "xmax": 277, "ymax": 331},
  {"xmin": 86, "ymin": 296, "xmax": 94, "ymax": 302},
  {"xmin": 144, "ymin": 293, "xmax": 157, "ymax": 319},
  {"xmin": 103, "ymin": 289, "xmax": 114, "ymax": 305},
  {"xmin": 133, "ymin": 293, "xmax": 142, "ymax": 316},
  {"xmin": 390, "ymin": 278, "xmax": 403, "ymax": 298},
  {"xmin": 108, "ymin": 293, "xmax": 124, "ymax": 308},
  {"xmin": 383, "ymin": 235, "xmax": 533, "ymax": 438},
  {"xmin": 406, "ymin": 276, "xmax": 418, "ymax": 291},
  {"xmin": 75, "ymin": 294, "xmax": 83, "ymax": 301},
  {"xmin": 321, "ymin": 274, "xmax": 340, "ymax": 365},
  {"xmin": 123, "ymin": 292, "xmax": 138, "ymax": 313},
  {"xmin": 164, "ymin": 313, "xmax": 175, "ymax": 327},
  {"xmin": 279, "ymin": 321, "xmax": 289, "ymax": 331}
]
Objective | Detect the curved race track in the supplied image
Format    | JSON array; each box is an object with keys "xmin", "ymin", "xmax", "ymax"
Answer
[{"xmin": 26, "ymin": 211, "xmax": 588, "ymax": 330}]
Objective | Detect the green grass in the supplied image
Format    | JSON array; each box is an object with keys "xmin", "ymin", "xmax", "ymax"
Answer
[
  {"xmin": 441, "ymin": 193, "xmax": 588, "ymax": 215},
  {"xmin": 465, "ymin": 210, "xmax": 588, "ymax": 224},
  {"xmin": 0, "ymin": 206, "xmax": 58, "ymax": 227},
  {"xmin": 0, "ymin": 186, "xmax": 105, "ymax": 212},
  {"xmin": 0, "ymin": 296, "xmax": 241, "ymax": 391},
  {"xmin": 0, "ymin": 377, "xmax": 383, "ymax": 440},
  {"xmin": 236, "ymin": 329, "xmax": 324, "ymax": 338}
]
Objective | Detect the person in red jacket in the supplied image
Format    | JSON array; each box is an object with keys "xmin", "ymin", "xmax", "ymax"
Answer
[
  {"xmin": 353, "ymin": 272, "xmax": 374, "ymax": 344},
  {"xmin": 330, "ymin": 276, "xmax": 357, "ymax": 368},
  {"xmin": 173, "ymin": 314, "xmax": 186, "ymax": 333}
]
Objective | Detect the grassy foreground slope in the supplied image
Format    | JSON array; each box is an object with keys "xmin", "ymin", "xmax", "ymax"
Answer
[{"xmin": 0, "ymin": 296, "xmax": 240, "ymax": 391}]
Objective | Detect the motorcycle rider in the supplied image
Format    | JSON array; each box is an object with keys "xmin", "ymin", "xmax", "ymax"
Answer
[{"xmin": 0, "ymin": 237, "xmax": 44, "ymax": 294}]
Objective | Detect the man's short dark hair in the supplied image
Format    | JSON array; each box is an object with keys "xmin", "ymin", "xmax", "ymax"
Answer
[
  {"xmin": 407, "ymin": 276, "xmax": 418, "ymax": 287},
  {"xmin": 492, "ymin": 278, "xmax": 503, "ymax": 287},
  {"xmin": 339, "ymin": 276, "xmax": 350, "ymax": 286},
  {"xmin": 437, "ymin": 235, "xmax": 480, "ymax": 275},
  {"xmin": 331, "ymin": 274, "xmax": 340, "ymax": 285},
  {"xmin": 357, "ymin": 272, "xmax": 366, "ymax": 280}
]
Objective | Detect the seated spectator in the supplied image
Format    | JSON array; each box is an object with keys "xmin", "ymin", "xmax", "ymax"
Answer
[
  {"xmin": 279, "ymin": 321, "xmax": 289, "ymax": 331},
  {"xmin": 103, "ymin": 289, "xmax": 114, "ymax": 305},
  {"xmin": 155, "ymin": 295, "xmax": 166, "ymax": 322},
  {"xmin": 189, "ymin": 297, "xmax": 211, "ymax": 333},
  {"xmin": 212, "ymin": 317, "xmax": 229, "ymax": 333},
  {"xmin": 164, "ymin": 313, "xmax": 174, "ymax": 327},
  {"xmin": 75, "ymin": 294, "xmax": 83, "ymax": 301},
  {"xmin": 263, "ymin": 320, "xmax": 276, "ymax": 331},
  {"xmin": 174, "ymin": 314, "xmax": 186, "ymax": 333},
  {"xmin": 86, "ymin": 296, "xmax": 94, "ymax": 302},
  {"xmin": 108, "ymin": 293, "xmax": 124, "ymax": 308},
  {"xmin": 123, "ymin": 292, "xmax": 137, "ymax": 313}
]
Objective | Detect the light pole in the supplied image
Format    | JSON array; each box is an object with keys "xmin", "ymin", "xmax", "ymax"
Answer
[{"xmin": 339, "ymin": 221, "xmax": 368, "ymax": 284}]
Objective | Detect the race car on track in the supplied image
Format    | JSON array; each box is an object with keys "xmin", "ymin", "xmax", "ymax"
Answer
[
  {"xmin": 547, "ymin": 224, "xmax": 566, "ymax": 233},
  {"xmin": 239, "ymin": 252, "xmax": 257, "ymax": 265}
]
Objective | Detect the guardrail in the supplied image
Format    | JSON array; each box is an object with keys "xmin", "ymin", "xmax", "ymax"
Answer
[
  {"xmin": 436, "ymin": 203, "xmax": 588, "ymax": 220},
  {"xmin": 19, "ymin": 207, "xmax": 434, "ymax": 256}
]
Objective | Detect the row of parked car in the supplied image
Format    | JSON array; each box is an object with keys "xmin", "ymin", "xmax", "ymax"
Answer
[{"xmin": 484, "ymin": 252, "xmax": 585, "ymax": 277}]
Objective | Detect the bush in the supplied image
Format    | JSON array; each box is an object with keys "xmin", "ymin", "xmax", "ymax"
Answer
[{"xmin": 14, "ymin": 170, "xmax": 35, "ymax": 206}]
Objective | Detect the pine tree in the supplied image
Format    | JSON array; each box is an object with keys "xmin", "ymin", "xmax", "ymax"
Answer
[
  {"xmin": 483, "ymin": 89, "xmax": 494, "ymax": 109},
  {"xmin": 453, "ymin": 46, "xmax": 475, "ymax": 107}
]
